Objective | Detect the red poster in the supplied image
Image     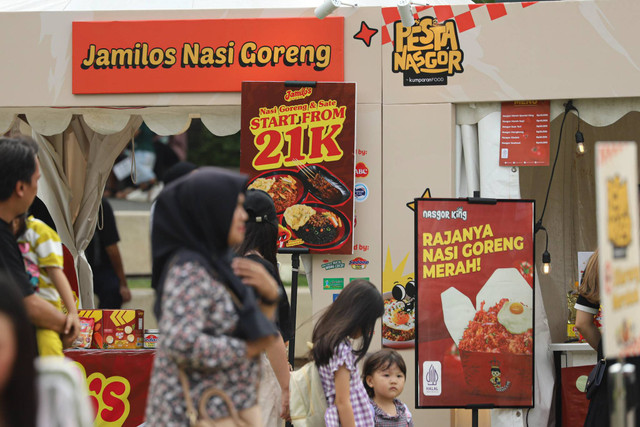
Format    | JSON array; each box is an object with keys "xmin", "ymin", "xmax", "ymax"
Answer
[
  {"xmin": 500, "ymin": 100, "xmax": 550, "ymax": 166},
  {"xmin": 414, "ymin": 199, "xmax": 534, "ymax": 408},
  {"xmin": 72, "ymin": 18, "xmax": 344, "ymax": 94},
  {"xmin": 64, "ymin": 349, "xmax": 155, "ymax": 427},
  {"xmin": 240, "ymin": 82, "xmax": 356, "ymax": 254}
]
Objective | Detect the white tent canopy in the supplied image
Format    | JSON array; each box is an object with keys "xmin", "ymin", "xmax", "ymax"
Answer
[
  {"xmin": 3, "ymin": 3, "xmax": 596, "ymax": 426},
  {"xmin": 0, "ymin": 0, "xmax": 473, "ymax": 12},
  {"xmin": 6, "ymin": 105, "xmax": 242, "ymax": 309},
  {"xmin": 457, "ymin": 97, "xmax": 640, "ymax": 128}
]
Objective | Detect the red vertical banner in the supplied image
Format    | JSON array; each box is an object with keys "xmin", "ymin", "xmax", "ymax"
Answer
[
  {"xmin": 240, "ymin": 82, "xmax": 356, "ymax": 254},
  {"xmin": 500, "ymin": 100, "xmax": 550, "ymax": 166},
  {"xmin": 561, "ymin": 365, "xmax": 592, "ymax": 427},
  {"xmin": 414, "ymin": 199, "xmax": 534, "ymax": 408}
]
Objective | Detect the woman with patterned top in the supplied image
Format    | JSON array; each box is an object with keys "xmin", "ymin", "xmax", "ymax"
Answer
[
  {"xmin": 312, "ymin": 280, "xmax": 384, "ymax": 427},
  {"xmin": 146, "ymin": 167, "xmax": 280, "ymax": 426},
  {"xmin": 363, "ymin": 349, "xmax": 413, "ymax": 426}
]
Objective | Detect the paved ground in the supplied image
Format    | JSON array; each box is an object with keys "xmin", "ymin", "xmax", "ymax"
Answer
[{"xmin": 108, "ymin": 197, "xmax": 153, "ymax": 212}]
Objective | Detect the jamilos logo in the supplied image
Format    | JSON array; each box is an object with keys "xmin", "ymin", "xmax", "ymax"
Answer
[{"xmin": 392, "ymin": 17, "xmax": 464, "ymax": 86}]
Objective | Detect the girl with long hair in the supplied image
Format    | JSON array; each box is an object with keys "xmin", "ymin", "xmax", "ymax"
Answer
[{"xmin": 312, "ymin": 279, "xmax": 384, "ymax": 427}]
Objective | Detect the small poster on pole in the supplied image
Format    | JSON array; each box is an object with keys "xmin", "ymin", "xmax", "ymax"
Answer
[
  {"xmin": 499, "ymin": 100, "xmax": 550, "ymax": 166},
  {"xmin": 595, "ymin": 141, "xmax": 640, "ymax": 359},
  {"xmin": 414, "ymin": 199, "xmax": 534, "ymax": 408}
]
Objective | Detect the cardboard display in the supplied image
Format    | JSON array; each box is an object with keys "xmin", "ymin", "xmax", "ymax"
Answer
[
  {"xmin": 78, "ymin": 309, "xmax": 145, "ymax": 349},
  {"xmin": 595, "ymin": 141, "xmax": 640, "ymax": 359}
]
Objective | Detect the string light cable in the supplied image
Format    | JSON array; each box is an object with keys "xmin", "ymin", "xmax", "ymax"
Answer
[{"xmin": 534, "ymin": 100, "xmax": 580, "ymax": 273}]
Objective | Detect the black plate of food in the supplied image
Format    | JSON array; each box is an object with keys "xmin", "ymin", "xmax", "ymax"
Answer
[
  {"xmin": 281, "ymin": 203, "xmax": 351, "ymax": 250},
  {"xmin": 297, "ymin": 164, "xmax": 351, "ymax": 205},
  {"xmin": 247, "ymin": 170, "xmax": 306, "ymax": 213}
]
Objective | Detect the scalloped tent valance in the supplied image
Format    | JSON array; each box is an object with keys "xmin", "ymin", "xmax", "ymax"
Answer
[
  {"xmin": 0, "ymin": 106, "xmax": 241, "ymax": 136},
  {"xmin": 456, "ymin": 98, "xmax": 640, "ymax": 127},
  {"xmin": 5, "ymin": 106, "xmax": 239, "ymax": 309},
  {"xmin": 4, "ymin": 97, "xmax": 636, "ymax": 137}
]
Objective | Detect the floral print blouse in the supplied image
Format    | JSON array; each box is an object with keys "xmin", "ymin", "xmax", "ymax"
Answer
[{"xmin": 145, "ymin": 260, "xmax": 259, "ymax": 425}]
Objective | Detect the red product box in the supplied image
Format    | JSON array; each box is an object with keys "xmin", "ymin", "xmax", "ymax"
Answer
[{"xmin": 78, "ymin": 309, "xmax": 144, "ymax": 349}]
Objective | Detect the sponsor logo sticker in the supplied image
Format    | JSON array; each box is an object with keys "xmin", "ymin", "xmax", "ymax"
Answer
[
  {"xmin": 323, "ymin": 278, "xmax": 345, "ymax": 290},
  {"xmin": 321, "ymin": 260, "xmax": 346, "ymax": 271},
  {"xmin": 355, "ymin": 162, "xmax": 369, "ymax": 178},
  {"xmin": 354, "ymin": 183, "xmax": 369, "ymax": 202},
  {"xmin": 349, "ymin": 257, "xmax": 370, "ymax": 270}
]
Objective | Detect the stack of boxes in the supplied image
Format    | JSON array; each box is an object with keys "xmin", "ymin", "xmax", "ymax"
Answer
[{"xmin": 78, "ymin": 309, "xmax": 145, "ymax": 349}]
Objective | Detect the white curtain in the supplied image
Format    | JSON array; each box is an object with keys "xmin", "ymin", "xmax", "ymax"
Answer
[
  {"xmin": 456, "ymin": 108, "xmax": 555, "ymax": 427},
  {"xmin": 30, "ymin": 115, "xmax": 143, "ymax": 308},
  {"xmin": 456, "ymin": 111, "xmax": 520, "ymax": 199}
]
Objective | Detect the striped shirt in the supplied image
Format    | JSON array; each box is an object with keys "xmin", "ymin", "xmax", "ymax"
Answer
[
  {"xmin": 17, "ymin": 216, "xmax": 64, "ymax": 308},
  {"xmin": 371, "ymin": 399, "xmax": 414, "ymax": 427}
]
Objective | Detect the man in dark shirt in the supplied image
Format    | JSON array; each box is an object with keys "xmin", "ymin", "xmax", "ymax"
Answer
[
  {"xmin": 86, "ymin": 197, "xmax": 131, "ymax": 308},
  {"xmin": 0, "ymin": 137, "xmax": 76, "ymax": 346}
]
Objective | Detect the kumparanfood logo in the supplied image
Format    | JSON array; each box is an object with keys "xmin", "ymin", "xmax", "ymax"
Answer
[{"xmin": 392, "ymin": 17, "xmax": 464, "ymax": 86}]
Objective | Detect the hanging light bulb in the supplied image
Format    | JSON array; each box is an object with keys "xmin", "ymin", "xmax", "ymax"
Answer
[
  {"xmin": 575, "ymin": 130, "xmax": 585, "ymax": 156},
  {"xmin": 542, "ymin": 250, "xmax": 551, "ymax": 274}
]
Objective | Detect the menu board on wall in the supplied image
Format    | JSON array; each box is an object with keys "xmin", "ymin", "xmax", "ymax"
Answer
[
  {"xmin": 414, "ymin": 199, "xmax": 534, "ymax": 408},
  {"xmin": 240, "ymin": 82, "xmax": 356, "ymax": 254},
  {"xmin": 595, "ymin": 142, "xmax": 640, "ymax": 359},
  {"xmin": 499, "ymin": 100, "xmax": 550, "ymax": 166}
]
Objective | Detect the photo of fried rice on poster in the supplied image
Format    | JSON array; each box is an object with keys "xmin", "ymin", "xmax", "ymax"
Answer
[
  {"xmin": 240, "ymin": 81, "xmax": 356, "ymax": 254},
  {"xmin": 414, "ymin": 199, "xmax": 535, "ymax": 408}
]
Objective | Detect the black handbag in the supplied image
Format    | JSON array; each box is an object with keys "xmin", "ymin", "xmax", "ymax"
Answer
[{"xmin": 585, "ymin": 358, "xmax": 606, "ymax": 400}]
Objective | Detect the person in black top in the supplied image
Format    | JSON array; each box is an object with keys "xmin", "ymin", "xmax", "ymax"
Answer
[
  {"xmin": 577, "ymin": 250, "xmax": 640, "ymax": 427},
  {"xmin": 0, "ymin": 277, "xmax": 37, "ymax": 427},
  {"xmin": 237, "ymin": 189, "xmax": 292, "ymax": 425},
  {"xmin": 86, "ymin": 197, "xmax": 131, "ymax": 309},
  {"xmin": 575, "ymin": 250, "xmax": 608, "ymax": 427},
  {"xmin": 0, "ymin": 137, "xmax": 76, "ymax": 347}
]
